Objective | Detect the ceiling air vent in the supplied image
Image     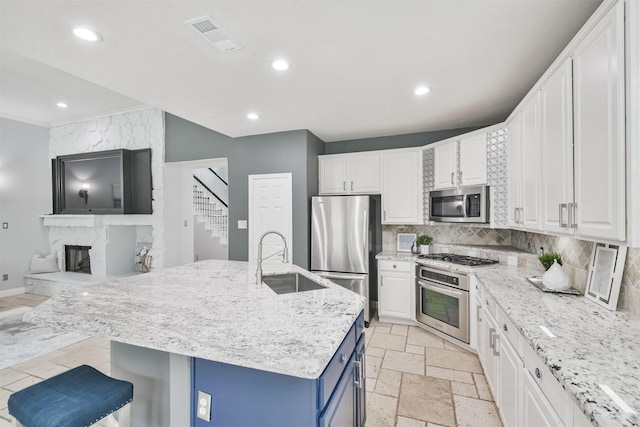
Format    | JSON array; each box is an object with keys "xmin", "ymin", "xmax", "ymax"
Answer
[{"xmin": 185, "ymin": 15, "xmax": 243, "ymax": 53}]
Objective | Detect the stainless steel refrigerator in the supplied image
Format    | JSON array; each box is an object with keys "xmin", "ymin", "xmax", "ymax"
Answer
[{"xmin": 311, "ymin": 195, "xmax": 382, "ymax": 324}]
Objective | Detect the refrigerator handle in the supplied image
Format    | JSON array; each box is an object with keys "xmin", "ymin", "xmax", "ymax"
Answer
[{"xmin": 313, "ymin": 272, "xmax": 367, "ymax": 281}]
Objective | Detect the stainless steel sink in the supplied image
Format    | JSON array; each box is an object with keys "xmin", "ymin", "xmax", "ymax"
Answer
[{"xmin": 262, "ymin": 273, "xmax": 326, "ymax": 295}]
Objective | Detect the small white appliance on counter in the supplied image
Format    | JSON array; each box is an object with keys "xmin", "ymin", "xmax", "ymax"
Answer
[{"xmin": 429, "ymin": 185, "xmax": 490, "ymax": 223}]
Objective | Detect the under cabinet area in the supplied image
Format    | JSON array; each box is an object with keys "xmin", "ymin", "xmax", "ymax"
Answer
[
  {"xmin": 377, "ymin": 260, "xmax": 414, "ymax": 323},
  {"xmin": 319, "ymin": 153, "xmax": 380, "ymax": 195}
]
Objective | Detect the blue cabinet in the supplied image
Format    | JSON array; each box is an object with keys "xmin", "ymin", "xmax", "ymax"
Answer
[{"xmin": 191, "ymin": 311, "xmax": 365, "ymax": 427}]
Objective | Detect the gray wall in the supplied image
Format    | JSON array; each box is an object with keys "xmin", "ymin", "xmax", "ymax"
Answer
[
  {"xmin": 324, "ymin": 126, "xmax": 484, "ymax": 154},
  {"xmin": 0, "ymin": 118, "xmax": 51, "ymax": 292},
  {"xmin": 165, "ymin": 114, "xmax": 323, "ymax": 268}
]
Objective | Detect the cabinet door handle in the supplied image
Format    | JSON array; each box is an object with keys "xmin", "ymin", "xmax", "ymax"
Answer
[
  {"xmin": 353, "ymin": 360, "xmax": 363, "ymax": 388},
  {"xmin": 459, "ymin": 170, "xmax": 463, "ymax": 183},
  {"xmin": 343, "ymin": 181, "xmax": 346, "ymax": 191},
  {"xmin": 535, "ymin": 367, "xmax": 542, "ymax": 380},
  {"xmin": 477, "ymin": 305, "xmax": 482, "ymax": 322},
  {"xmin": 351, "ymin": 181, "xmax": 354, "ymax": 191},
  {"xmin": 392, "ymin": 264, "xmax": 397, "ymax": 269},
  {"xmin": 489, "ymin": 327, "xmax": 496, "ymax": 349},
  {"xmin": 383, "ymin": 210, "xmax": 387, "ymax": 221},
  {"xmin": 569, "ymin": 202, "xmax": 577, "ymax": 229},
  {"xmin": 493, "ymin": 334, "xmax": 500, "ymax": 356},
  {"xmin": 451, "ymin": 172, "xmax": 455, "ymax": 184},
  {"xmin": 559, "ymin": 203, "xmax": 568, "ymax": 228}
]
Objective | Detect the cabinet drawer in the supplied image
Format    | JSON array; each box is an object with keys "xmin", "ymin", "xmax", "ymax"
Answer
[
  {"xmin": 379, "ymin": 260, "xmax": 411, "ymax": 272},
  {"xmin": 483, "ymin": 292, "xmax": 497, "ymax": 319},
  {"xmin": 523, "ymin": 344, "xmax": 572, "ymax": 426},
  {"xmin": 497, "ymin": 308, "xmax": 524, "ymax": 359},
  {"xmin": 318, "ymin": 323, "xmax": 357, "ymax": 410}
]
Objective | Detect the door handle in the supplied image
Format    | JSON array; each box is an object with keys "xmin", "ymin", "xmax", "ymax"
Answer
[
  {"xmin": 568, "ymin": 203, "xmax": 577, "ymax": 229},
  {"xmin": 559, "ymin": 203, "xmax": 568, "ymax": 228},
  {"xmin": 459, "ymin": 170, "xmax": 463, "ymax": 184},
  {"xmin": 489, "ymin": 327, "xmax": 496, "ymax": 349},
  {"xmin": 477, "ymin": 305, "xmax": 482, "ymax": 322},
  {"xmin": 353, "ymin": 360, "xmax": 362, "ymax": 388},
  {"xmin": 451, "ymin": 172, "xmax": 455, "ymax": 185},
  {"xmin": 351, "ymin": 181, "xmax": 354, "ymax": 191},
  {"xmin": 343, "ymin": 181, "xmax": 346, "ymax": 191},
  {"xmin": 493, "ymin": 334, "xmax": 500, "ymax": 356},
  {"xmin": 383, "ymin": 210, "xmax": 387, "ymax": 221}
]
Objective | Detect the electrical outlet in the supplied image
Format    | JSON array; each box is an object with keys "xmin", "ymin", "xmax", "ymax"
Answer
[
  {"xmin": 2, "ymin": 274, "xmax": 8, "ymax": 281},
  {"xmin": 2, "ymin": 222, "xmax": 8, "ymax": 229},
  {"xmin": 197, "ymin": 391, "xmax": 211, "ymax": 421}
]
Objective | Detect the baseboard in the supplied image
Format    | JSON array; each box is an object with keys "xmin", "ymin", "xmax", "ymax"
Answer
[{"xmin": 0, "ymin": 287, "xmax": 26, "ymax": 298}]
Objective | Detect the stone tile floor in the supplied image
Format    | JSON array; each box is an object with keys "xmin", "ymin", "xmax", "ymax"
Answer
[{"xmin": 0, "ymin": 294, "xmax": 503, "ymax": 427}]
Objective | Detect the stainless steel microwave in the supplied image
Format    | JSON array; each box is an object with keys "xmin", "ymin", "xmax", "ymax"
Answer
[{"xmin": 429, "ymin": 186, "xmax": 490, "ymax": 223}]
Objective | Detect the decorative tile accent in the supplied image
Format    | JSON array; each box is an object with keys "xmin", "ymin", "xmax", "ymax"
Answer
[
  {"xmin": 422, "ymin": 148, "xmax": 434, "ymax": 222},
  {"xmin": 486, "ymin": 128, "xmax": 508, "ymax": 228},
  {"xmin": 383, "ymin": 225, "xmax": 511, "ymax": 247}
]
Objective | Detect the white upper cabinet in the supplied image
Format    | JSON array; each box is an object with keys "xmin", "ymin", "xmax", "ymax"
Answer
[
  {"xmin": 382, "ymin": 149, "xmax": 422, "ymax": 224},
  {"xmin": 433, "ymin": 141, "xmax": 457, "ymax": 189},
  {"xmin": 319, "ymin": 153, "xmax": 380, "ymax": 195},
  {"xmin": 520, "ymin": 93, "xmax": 542, "ymax": 231},
  {"xmin": 573, "ymin": 2, "xmax": 626, "ymax": 241},
  {"xmin": 434, "ymin": 135, "xmax": 487, "ymax": 190},
  {"xmin": 540, "ymin": 59, "xmax": 574, "ymax": 235},
  {"xmin": 459, "ymin": 135, "xmax": 488, "ymax": 186}
]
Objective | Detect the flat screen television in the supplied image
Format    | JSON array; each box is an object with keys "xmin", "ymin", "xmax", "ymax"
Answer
[{"xmin": 52, "ymin": 148, "xmax": 152, "ymax": 214}]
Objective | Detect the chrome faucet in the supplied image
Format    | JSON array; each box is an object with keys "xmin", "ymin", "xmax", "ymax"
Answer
[{"xmin": 256, "ymin": 230, "xmax": 289, "ymax": 284}]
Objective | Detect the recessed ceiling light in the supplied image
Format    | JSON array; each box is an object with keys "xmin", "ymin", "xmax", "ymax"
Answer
[
  {"xmin": 56, "ymin": 102, "xmax": 68, "ymax": 108},
  {"xmin": 73, "ymin": 27, "xmax": 102, "ymax": 42},
  {"xmin": 272, "ymin": 59, "xmax": 290, "ymax": 71},
  {"xmin": 247, "ymin": 112, "xmax": 259, "ymax": 120},
  {"xmin": 414, "ymin": 86, "xmax": 431, "ymax": 96}
]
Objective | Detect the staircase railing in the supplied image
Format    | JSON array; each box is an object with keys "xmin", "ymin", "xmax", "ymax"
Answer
[{"xmin": 192, "ymin": 168, "xmax": 228, "ymax": 241}]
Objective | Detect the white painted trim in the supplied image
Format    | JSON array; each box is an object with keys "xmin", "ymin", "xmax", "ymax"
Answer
[
  {"xmin": 247, "ymin": 173, "xmax": 293, "ymax": 264},
  {"xmin": 626, "ymin": 0, "xmax": 640, "ymax": 246},
  {"xmin": 49, "ymin": 104, "xmax": 150, "ymax": 127},
  {"xmin": 0, "ymin": 287, "xmax": 27, "ymax": 298}
]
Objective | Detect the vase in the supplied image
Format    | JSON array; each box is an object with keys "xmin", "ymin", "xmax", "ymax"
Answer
[{"xmin": 420, "ymin": 245, "xmax": 430, "ymax": 255}]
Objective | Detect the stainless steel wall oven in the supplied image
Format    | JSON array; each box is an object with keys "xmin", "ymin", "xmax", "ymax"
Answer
[{"xmin": 415, "ymin": 265, "xmax": 470, "ymax": 344}]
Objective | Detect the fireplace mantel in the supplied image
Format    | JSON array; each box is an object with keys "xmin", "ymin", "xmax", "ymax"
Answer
[{"xmin": 41, "ymin": 214, "xmax": 154, "ymax": 228}]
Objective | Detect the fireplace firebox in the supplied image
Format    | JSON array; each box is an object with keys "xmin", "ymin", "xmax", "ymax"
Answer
[{"xmin": 65, "ymin": 245, "xmax": 92, "ymax": 274}]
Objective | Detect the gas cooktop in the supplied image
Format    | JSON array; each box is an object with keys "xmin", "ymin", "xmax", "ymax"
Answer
[{"xmin": 418, "ymin": 253, "xmax": 499, "ymax": 266}]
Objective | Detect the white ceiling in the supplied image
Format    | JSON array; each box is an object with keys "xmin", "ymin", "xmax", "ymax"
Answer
[{"xmin": 0, "ymin": 0, "xmax": 602, "ymax": 142}]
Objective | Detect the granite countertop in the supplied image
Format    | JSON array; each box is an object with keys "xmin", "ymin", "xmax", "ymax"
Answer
[
  {"xmin": 379, "ymin": 247, "xmax": 638, "ymax": 425},
  {"xmin": 375, "ymin": 251, "xmax": 420, "ymax": 261},
  {"xmin": 26, "ymin": 260, "xmax": 364, "ymax": 379},
  {"xmin": 473, "ymin": 266, "xmax": 640, "ymax": 427}
]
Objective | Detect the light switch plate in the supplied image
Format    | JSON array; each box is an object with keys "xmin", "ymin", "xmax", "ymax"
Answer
[
  {"xmin": 237, "ymin": 220, "xmax": 247, "ymax": 229},
  {"xmin": 197, "ymin": 391, "xmax": 211, "ymax": 421},
  {"xmin": 2, "ymin": 222, "xmax": 7, "ymax": 229}
]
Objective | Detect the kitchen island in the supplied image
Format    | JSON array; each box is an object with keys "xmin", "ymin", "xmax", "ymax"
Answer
[{"xmin": 26, "ymin": 260, "xmax": 366, "ymax": 427}]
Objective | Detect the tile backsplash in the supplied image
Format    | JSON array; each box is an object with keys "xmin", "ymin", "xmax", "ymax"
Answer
[{"xmin": 383, "ymin": 224, "xmax": 640, "ymax": 317}]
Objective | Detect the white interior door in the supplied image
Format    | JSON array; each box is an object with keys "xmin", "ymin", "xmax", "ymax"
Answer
[{"xmin": 248, "ymin": 173, "xmax": 293, "ymax": 264}]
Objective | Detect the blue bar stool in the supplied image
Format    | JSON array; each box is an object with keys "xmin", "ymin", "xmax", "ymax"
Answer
[{"xmin": 8, "ymin": 365, "xmax": 133, "ymax": 427}]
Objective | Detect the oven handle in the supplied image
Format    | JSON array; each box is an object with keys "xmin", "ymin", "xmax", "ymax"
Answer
[{"xmin": 418, "ymin": 279, "xmax": 466, "ymax": 299}]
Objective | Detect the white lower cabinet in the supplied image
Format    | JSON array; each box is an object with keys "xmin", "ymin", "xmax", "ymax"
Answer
[
  {"xmin": 474, "ymin": 282, "xmax": 588, "ymax": 427},
  {"xmin": 377, "ymin": 260, "xmax": 413, "ymax": 323},
  {"xmin": 522, "ymin": 372, "xmax": 563, "ymax": 427}
]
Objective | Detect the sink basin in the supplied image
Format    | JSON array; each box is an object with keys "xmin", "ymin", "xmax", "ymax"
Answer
[{"xmin": 262, "ymin": 273, "xmax": 326, "ymax": 295}]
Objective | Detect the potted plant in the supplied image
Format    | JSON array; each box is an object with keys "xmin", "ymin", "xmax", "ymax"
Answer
[
  {"xmin": 416, "ymin": 235, "xmax": 433, "ymax": 255},
  {"xmin": 538, "ymin": 252, "xmax": 563, "ymax": 271}
]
